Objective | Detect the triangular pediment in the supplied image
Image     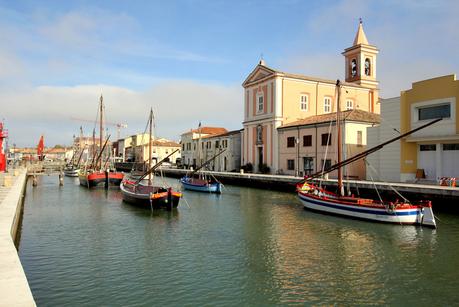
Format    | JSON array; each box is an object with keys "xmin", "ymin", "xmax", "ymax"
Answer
[{"xmin": 242, "ymin": 64, "xmax": 277, "ymax": 87}]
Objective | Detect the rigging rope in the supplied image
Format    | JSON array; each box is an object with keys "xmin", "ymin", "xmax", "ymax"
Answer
[
  {"xmin": 366, "ymin": 159, "xmax": 410, "ymax": 203},
  {"xmin": 365, "ymin": 159, "xmax": 383, "ymax": 204}
]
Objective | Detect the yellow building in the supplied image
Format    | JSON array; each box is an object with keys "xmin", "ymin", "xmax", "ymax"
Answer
[
  {"xmin": 241, "ymin": 21, "xmax": 380, "ymax": 173},
  {"xmin": 400, "ymin": 74, "xmax": 459, "ymax": 181},
  {"xmin": 367, "ymin": 74, "xmax": 459, "ymax": 182}
]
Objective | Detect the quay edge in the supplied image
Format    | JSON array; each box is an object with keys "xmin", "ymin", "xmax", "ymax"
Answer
[
  {"xmin": 0, "ymin": 169, "xmax": 36, "ymax": 306},
  {"xmin": 159, "ymin": 168, "xmax": 459, "ymax": 209}
]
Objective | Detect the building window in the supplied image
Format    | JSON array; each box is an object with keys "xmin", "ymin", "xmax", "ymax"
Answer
[
  {"xmin": 420, "ymin": 144, "xmax": 436, "ymax": 151},
  {"xmin": 193, "ymin": 143, "xmax": 196, "ymax": 150},
  {"xmin": 351, "ymin": 59, "xmax": 357, "ymax": 77},
  {"xmin": 357, "ymin": 131, "xmax": 362, "ymax": 146},
  {"xmin": 303, "ymin": 135, "xmax": 312, "ymax": 147},
  {"xmin": 303, "ymin": 157, "xmax": 314, "ymax": 175},
  {"xmin": 321, "ymin": 159, "xmax": 331, "ymax": 170},
  {"xmin": 418, "ymin": 104, "xmax": 450, "ymax": 120},
  {"xmin": 287, "ymin": 137, "xmax": 295, "ymax": 148},
  {"xmin": 300, "ymin": 95, "xmax": 308, "ymax": 111},
  {"xmin": 324, "ymin": 97, "xmax": 331, "ymax": 113},
  {"xmin": 215, "ymin": 140, "xmax": 219, "ymax": 148},
  {"xmin": 182, "ymin": 144, "xmax": 185, "ymax": 151},
  {"xmin": 443, "ymin": 144, "xmax": 459, "ymax": 150},
  {"xmin": 321, "ymin": 133, "xmax": 332, "ymax": 146},
  {"xmin": 346, "ymin": 100, "xmax": 353, "ymax": 110},
  {"xmin": 365, "ymin": 58, "xmax": 371, "ymax": 76},
  {"xmin": 287, "ymin": 159, "xmax": 295, "ymax": 170},
  {"xmin": 257, "ymin": 92, "xmax": 264, "ymax": 113}
]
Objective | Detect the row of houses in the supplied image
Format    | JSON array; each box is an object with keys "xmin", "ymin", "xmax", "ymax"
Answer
[
  {"xmin": 179, "ymin": 21, "xmax": 459, "ymax": 183},
  {"xmin": 180, "ymin": 21, "xmax": 380, "ymax": 178}
]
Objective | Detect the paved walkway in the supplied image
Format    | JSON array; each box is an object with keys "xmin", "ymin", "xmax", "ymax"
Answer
[{"xmin": 0, "ymin": 169, "xmax": 36, "ymax": 306}]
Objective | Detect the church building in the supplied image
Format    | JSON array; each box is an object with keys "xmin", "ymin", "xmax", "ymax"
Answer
[{"xmin": 241, "ymin": 21, "xmax": 380, "ymax": 175}]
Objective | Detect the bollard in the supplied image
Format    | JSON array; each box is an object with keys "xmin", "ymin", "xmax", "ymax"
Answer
[
  {"xmin": 2, "ymin": 175, "xmax": 13, "ymax": 187},
  {"xmin": 59, "ymin": 172, "xmax": 64, "ymax": 186},
  {"xmin": 32, "ymin": 175, "xmax": 38, "ymax": 187}
]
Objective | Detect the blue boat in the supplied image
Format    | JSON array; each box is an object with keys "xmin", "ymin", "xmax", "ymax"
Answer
[{"xmin": 180, "ymin": 176, "xmax": 222, "ymax": 193}]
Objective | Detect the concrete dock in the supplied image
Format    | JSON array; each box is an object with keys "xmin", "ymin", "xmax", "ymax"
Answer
[
  {"xmin": 0, "ymin": 169, "xmax": 35, "ymax": 306},
  {"xmin": 160, "ymin": 168, "xmax": 459, "ymax": 201}
]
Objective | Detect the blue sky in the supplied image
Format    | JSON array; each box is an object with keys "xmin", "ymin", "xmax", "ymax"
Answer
[{"xmin": 1, "ymin": 0, "xmax": 458, "ymax": 146}]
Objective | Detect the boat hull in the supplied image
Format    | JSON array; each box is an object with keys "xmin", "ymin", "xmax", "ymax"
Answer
[
  {"xmin": 79, "ymin": 171, "xmax": 124, "ymax": 188},
  {"xmin": 64, "ymin": 168, "xmax": 79, "ymax": 177},
  {"xmin": 180, "ymin": 177, "xmax": 221, "ymax": 193},
  {"xmin": 297, "ymin": 186, "xmax": 436, "ymax": 228},
  {"xmin": 120, "ymin": 181, "xmax": 181, "ymax": 209},
  {"xmin": 298, "ymin": 192, "xmax": 422, "ymax": 225}
]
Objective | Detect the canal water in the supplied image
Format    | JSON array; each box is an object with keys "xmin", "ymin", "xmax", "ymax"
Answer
[{"xmin": 18, "ymin": 175, "xmax": 459, "ymax": 306}]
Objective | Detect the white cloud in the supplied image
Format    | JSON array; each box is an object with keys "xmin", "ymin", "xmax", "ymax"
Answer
[{"xmin": 1, "ymin": 81, "xmax": 242, "ymax": 147}]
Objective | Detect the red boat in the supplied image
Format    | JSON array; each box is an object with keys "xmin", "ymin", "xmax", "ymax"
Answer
[
  {"xmin": 79, "ymin": 94, "xmax": 124, "ymax": 188},
  {"xmin": 79, "ymin": 170, "xmax": 124, "ymax": 188}
]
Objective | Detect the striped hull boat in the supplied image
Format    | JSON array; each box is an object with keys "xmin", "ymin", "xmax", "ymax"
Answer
[
  {"xmin": 297, "ymin": 183, "xmax": 436, "ymax": 228},
  {"xmin": 64, "ymin": 167, "xmax": 79, "ymax": 177}
]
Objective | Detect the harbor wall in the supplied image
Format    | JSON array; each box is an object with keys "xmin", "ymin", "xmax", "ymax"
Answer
[
  {"xmin": 0, "ymin": 169, "xmax": 36, "ymax": 306},
  {"xmin": 160, "ymin": 168, "xmax": 459, "ymax": 210}
]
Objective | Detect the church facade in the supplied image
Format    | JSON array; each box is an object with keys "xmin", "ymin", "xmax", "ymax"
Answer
[{"xmin": 241, "ymin": 21, "xmax": 380, "ymax": 174}]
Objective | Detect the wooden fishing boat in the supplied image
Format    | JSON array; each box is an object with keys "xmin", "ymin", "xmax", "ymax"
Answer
[
  {"xmin": 297, "ymin": 80, "xmax": 439, "ymax": 228},
  {"xmin": 120, "ymin": 178, "xmax": 181, "ymax": 209},
  {"xmin": 180, "ymin": 123, "xmax": 224, "ymax": 194},
  {"xmin": 79, "ymin": 170, "xmax": 124, "ymax": 188},
  {"xmin": 79, "ymin": 95, "xmax": 124, "ymax": 188},
  {"xmin": 120, "ymin": 108, "xmax": 181, "ymax": 210},
  {"xmin": 297, "ymin": 182, "xmax": 436, "ymax": 227},
  {"xmin": 180, "ymin": 176, "xmax": 222, "ymax": 193}
]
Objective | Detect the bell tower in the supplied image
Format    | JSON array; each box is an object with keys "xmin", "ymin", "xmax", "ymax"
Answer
[{"xmin": 342, "ymin": 19, "xmax": 379, "ymax": 89}]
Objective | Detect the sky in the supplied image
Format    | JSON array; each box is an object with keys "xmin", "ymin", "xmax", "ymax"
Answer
[{"xmin": 1, "ymin": 0, "xmax": 458, "ymax": 147}]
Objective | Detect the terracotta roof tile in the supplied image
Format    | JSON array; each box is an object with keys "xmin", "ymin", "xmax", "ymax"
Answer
[
  {"xmin": 279, "ymin": 109, "xmax": 380, "ymax": 129},
  {"xmin": 182, "ymin": 126, "xmax": 228, "ymax": 136}
]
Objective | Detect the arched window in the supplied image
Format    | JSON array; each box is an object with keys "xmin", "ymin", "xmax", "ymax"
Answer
[
  {"xmin": 365, "ymin": 58, "xmax": 371, "ymax": 76},
  {"xmin": 351, "ymin": 59, "xmax": 357, "ymax": 77}
]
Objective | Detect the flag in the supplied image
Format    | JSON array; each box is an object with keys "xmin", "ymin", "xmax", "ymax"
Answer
[{"xmin": 37, "ymin": 135, "xmax": 44, "ymax": 160}]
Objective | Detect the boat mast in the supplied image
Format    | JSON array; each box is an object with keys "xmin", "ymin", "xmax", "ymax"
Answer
[
  {"xmin": 99, "ymin": 94, "xmax": 104, "ymax": 171},
  {"xmin": 148, "ymin": 108, "xmax": 153, "ymax": 185},
  {"xmin": 91, "ymin": 128, "xmax": 96, "ymax": 168},
  {"xmin": 336, "ymin": 80, "xmax": 344, "ymax": 197}
]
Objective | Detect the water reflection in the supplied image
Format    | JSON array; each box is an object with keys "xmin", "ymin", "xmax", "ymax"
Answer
[{"xmin": 17, "ymin": 176, "xmax": 459, "ymax": 306}]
